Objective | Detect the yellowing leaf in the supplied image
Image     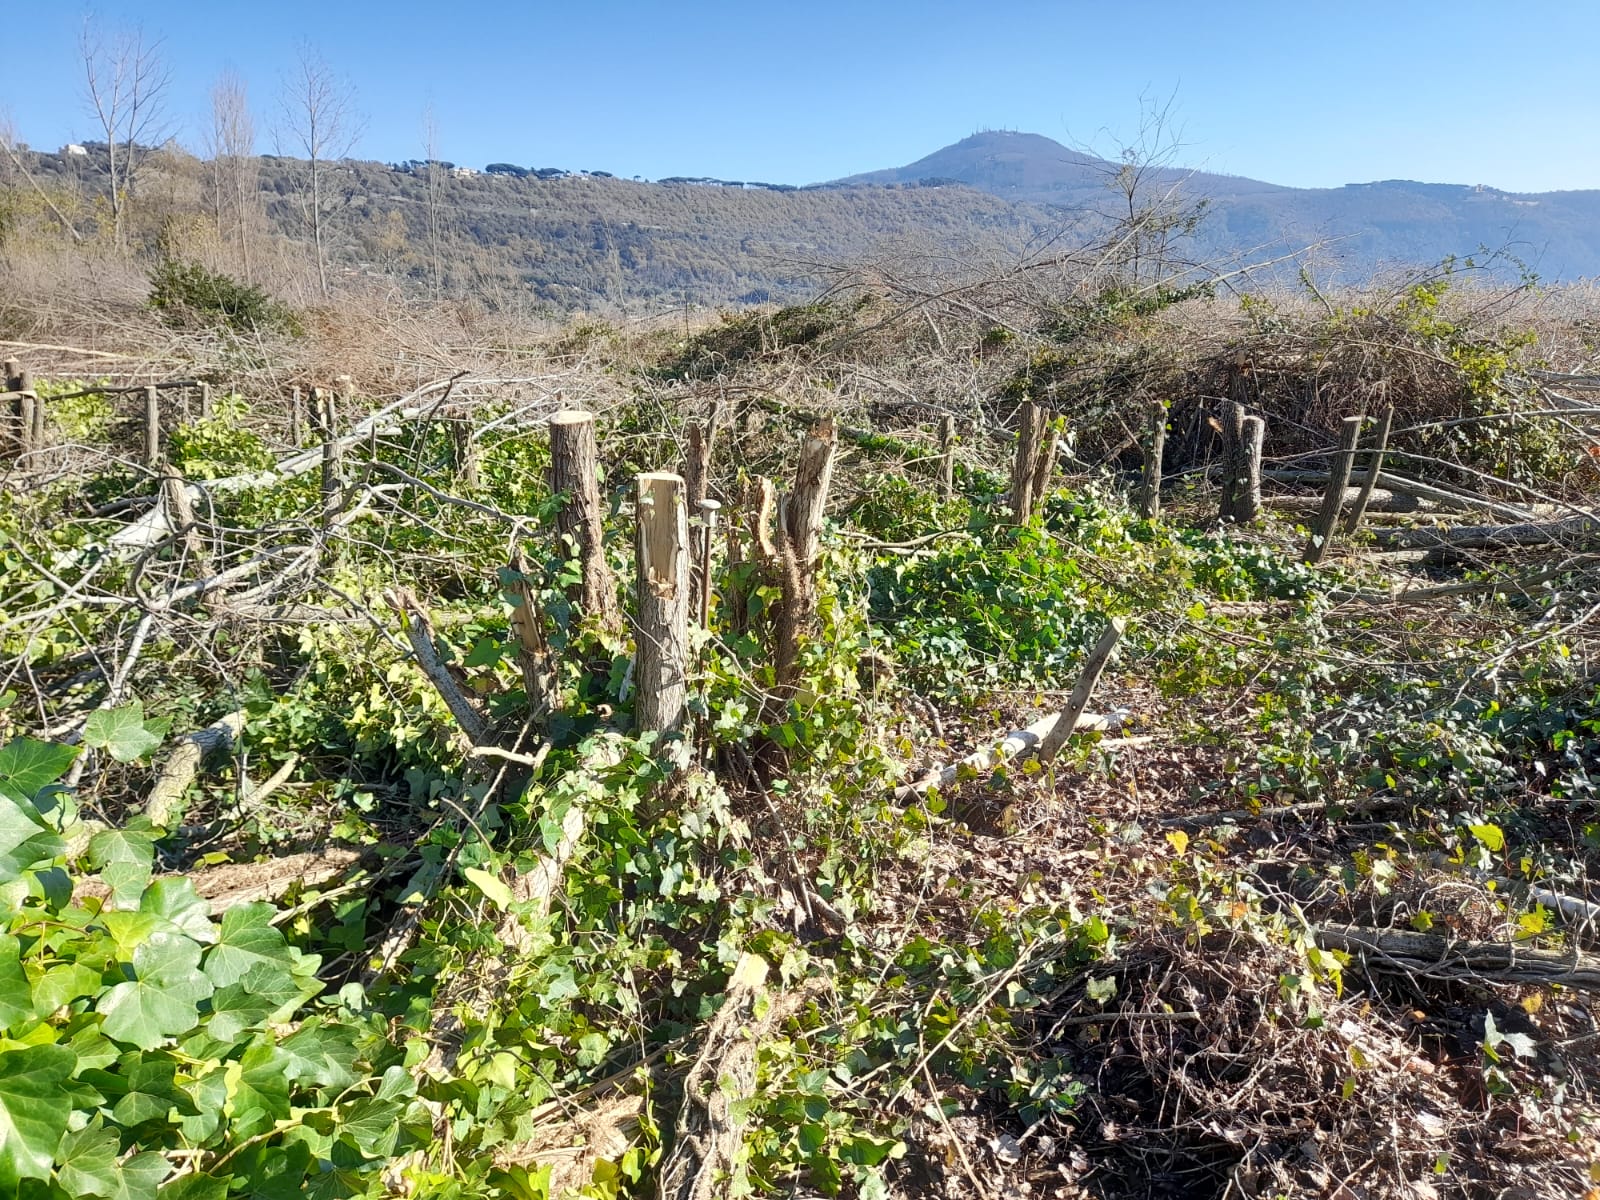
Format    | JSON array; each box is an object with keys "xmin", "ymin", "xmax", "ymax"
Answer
[
  {"xmin": 1165, "ymin": 830, "xmax": 1189, "ymax": 857},
  {"xmin": 463, "ymin": 867, "xmax": 513, "ymax": 911}
]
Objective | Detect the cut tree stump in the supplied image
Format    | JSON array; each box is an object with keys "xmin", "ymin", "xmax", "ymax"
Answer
[
  {"xmin": 549, "ymin": 409, "xmax": 621, "ymax": 631},
  {"xmin": 635, "ymin": 472, "xmax": 690, "ymax": 738},
  {"xmin": 1139, "ymin": 400, "xmax": 1166, "ymax": 521}
]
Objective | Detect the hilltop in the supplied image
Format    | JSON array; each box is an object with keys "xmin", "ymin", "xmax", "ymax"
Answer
[{"xmin": 832, "ymin": 130, "xmax": 1600, "ymax": 280}]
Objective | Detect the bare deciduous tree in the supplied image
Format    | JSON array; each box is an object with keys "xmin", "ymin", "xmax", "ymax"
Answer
[
  {"xmin": 78, "ymin": 19, "xmax": 170, "ymax": 247},
  {"xmin": 423, "ymin": 106, "xmax": 447, "ymax": 299},
  {"xmin": 205, "ymin": 71, "xmax": 259, "ymax": 280},
  {"xmin": 279, "ymin": 46, "xmax": 361, "ymax": 298},
  {"xmin": 1074, "ymin": 90, "xmax": 1209, "ymax": 286}
]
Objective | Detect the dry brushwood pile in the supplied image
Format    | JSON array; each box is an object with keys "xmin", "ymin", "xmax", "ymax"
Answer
[{"xmin": 4, "ymin": 267, "xmax": 1600, "ymax": 1200}]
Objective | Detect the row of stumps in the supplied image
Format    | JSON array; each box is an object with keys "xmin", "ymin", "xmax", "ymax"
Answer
[{"xmin": 539, "ymin": 408, "xmax": 837, "ymax": 745}]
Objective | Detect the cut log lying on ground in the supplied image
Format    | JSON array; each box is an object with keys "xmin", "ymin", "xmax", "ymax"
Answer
[
  {"xmin": 1370, "ymin": 516, "xmax": 1600, "ymax": 551},
  {"xmin": 1315, "ymin": 925, "xmax": 1600, "ymax": 991},
  {"xmin": 1261, "ymin": 488, "xmax": 1421, "ymax": 513},
  {"xmin": 1262, "ymin": 467, "xmax": 1536, "ymax": 522},
  {"xmin": 76, "ymin": 847, "xmax": 363, "ymax": 914},
  {"xmin": 895, "ymin": 707, "xmax": 1128, "ymax": 801},
  {"xmin": 144, "ymin": 711, "xmax": 244, "ymax": 829}
]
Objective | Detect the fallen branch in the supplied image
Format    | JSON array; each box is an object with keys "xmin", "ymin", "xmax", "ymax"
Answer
[
  {"xmin": 1315, "ymin": 925, "xmax": 1600, "ymax": 991},
  {"xmin": 383, "ymin": 588, "xmax": 491, "ymax": 747},
  {"xmin": 1263, "ymin": 467, "xmax": 1536, "ymax": 522},
  {"xmin": 145, "ymin": 712, "xmax": 245, "ymax": 829},
  {"xmin": 659, "ymin": 956, "xmax": 810, "ymax": 1200},
  {"xmin": 895, "ymin": 707, "xmax": 1128, "ymax": 801},
  {"xmin": 1038, "ymin": 618, "xmax": 1126, "ymax": 762},
  {"xmin": 1370, "ymin": 516, "xmax": 1600, "ymax": 551}
]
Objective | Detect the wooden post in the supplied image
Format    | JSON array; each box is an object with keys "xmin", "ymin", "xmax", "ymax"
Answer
[
  {"xmin": 290, "ymin": 386, "xmax": 304, "ymax": 446},
  {"xmin": 1303, "ymin": 416, "xmax": 1364, "ymax": 565},
  {"xmin": 15, "ymin": 392, "xmax": 35, "ymax": 460},
  {"xmin": 1234, "ymin": 415, "xmax": 1265, "ymax": 524},
  {"xmin": 2, "ymin": 359, "xmax": 19, "ymax": 390},
  {"xmin": 635, "ymin": 472, "xmax": 690, "ymax": 738},
  {"xmin": 143, "ymin": 386, "xmax": 162, "ymax": 467},
  {"xmin": 28, "ymin": 382, "xmax": 45, "ymax": 455},
  {"xmin": 1139, "ymin": 400, "xmax": 1166, "ymax": 520},
  {"xmin": 548, "ymin": 409, "xmax": 621, "ymax": 632},
  {"xmin": 198, "ymin": 381, "xmax": 213, "ymax": 420},
  {"xmin": 1343, "ymin": 403, "xmax": 1394, "ymax": 536},
  {"xmin": 1037, "ymin": 618, "xmax": 1126, "ymax": 762},
  {"xmin": 334, "ymin": 374, "xmax": 353, "ymax": 404},
  {"xmin": 938, "ymin": 414, "xmax": 955, "ymax": 501}
]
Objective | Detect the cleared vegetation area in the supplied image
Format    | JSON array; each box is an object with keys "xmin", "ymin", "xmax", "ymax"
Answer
[{"xmin": 4, "ymin": 246, "xmax": 1600, "ymax": 1200}]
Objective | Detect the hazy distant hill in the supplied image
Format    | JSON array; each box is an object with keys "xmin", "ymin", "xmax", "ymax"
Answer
[
  {"xmin": 10, "ymin": 131, "xmax": 1597, "ymax": 310},
  {"xmin": 832, "ymin": 131, "xmax": 1600, "ymax": 280}
]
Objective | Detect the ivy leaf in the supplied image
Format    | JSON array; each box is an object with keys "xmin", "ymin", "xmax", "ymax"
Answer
[
  {"xmin": 0, "ymin": 935, "xmax": 32, "ymax": 1032},
  {"xmin": 32, "ymin": 962, "xmax": 103, "ymax": 1018},
  {"xmin": 83, "ymin": 703, "xmax": 164, "ymax": 764},
  {"xmin": 110, "ymin": 1056, "xmax": 199, "ymax": 1126},
  {"xmin": 1468, "ymin": 823, "xmax": 1505, "ymax": 853},
  {"xmin": 0, "ymin": 1043, "xmax": 77, "ymax": 1189},
  {"xmin": 140, "ymin": 878, "xmax": 217, "ymax": 944},
  {"xmin": 0, "ymin": 737, "xmax": 77, "ymax": 806},
  {"xmin": 54, "ymin": 1124, "xmax": 119, "ymax": 1199},
  {"xmin": 204, "ymin": 904, "xmax": 294, "ymax": 989},
  {"xmin": 158, "ymin": 1174, "xmax": 228, "ymax": 1200},
  {"xmin": 233, "ymin": 1139, "xmax": 312, "ymax": 1200},
  {"xmin": 463, "ymin": 866, "xmax": 513, "ymax": 910},
  {"xmin": 0, "ymin": 772, "xmax": 66, "ymax": 878},
  {"xmin": 98, "ymin": 932, "xmax": 214, "ymax": 1049},
  {"xmin": 227, "ymin": 1040, "xmax": 292, "ymax": 1138},
  {"xmin": 207, "ymin": 963, "xmax": 303, "ymax": 1043},
  {"xmin": 278, "ymin": 1020, "xmax": 361, "ymax": 1090},
  {"xmin": 88, "ymin": 829, "xmax": 157, "ymax": 911},
  {"xmin": 56, "ymin": 1123, "xmax": 168, "ymax": 1199}
]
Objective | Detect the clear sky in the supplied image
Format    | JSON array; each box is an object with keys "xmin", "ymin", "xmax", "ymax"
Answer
[{"xmin": 5, "ymin": 0, "xmax": 1598, "ymax": 193}]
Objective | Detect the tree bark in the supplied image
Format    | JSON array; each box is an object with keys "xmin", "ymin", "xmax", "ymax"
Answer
[
  {"xmin": 548, "ymin": 409, "xmax": 621, "ymax": 632},
  {"xmin": 1343, "ymin": 403, "xmax": 1393, "ymax": 536},
  {"xmin": 1303, "ymin": 416, "xmax": 1363, "ymax": 565},
  {"xmin": 1139, "ymin": 401, "xmax": 1166, "ymax": 520},
  {"xmin": 1233, "ymin": 414, "xmax": 1265, "ymax": 523},
  {"xmin": 1037, "ymin": 618, "xmax": 1126, "ymax": 762},
  {"xmin": 634, "ymin": 472, "xmax": 690, "ymax": 738},
  {"xmin": 938, "ymin": 414, "xmax": 955, "ymax": 501}
]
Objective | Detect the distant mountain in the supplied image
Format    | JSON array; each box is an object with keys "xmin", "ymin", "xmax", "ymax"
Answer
[
  {"xmin": 830, "ymin": 131, "xmax": 1600, "ymax": 281},
  {"xmin": 8, "ymin": 131, "xmax": 1596, "ymax": 311}
]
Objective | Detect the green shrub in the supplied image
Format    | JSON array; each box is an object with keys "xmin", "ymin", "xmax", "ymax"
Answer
[{"xmin": 147, "ymin": 259, "xmax": 302, "ymax": 337}]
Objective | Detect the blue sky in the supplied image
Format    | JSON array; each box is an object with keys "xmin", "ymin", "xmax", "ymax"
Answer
[{"xmin": 5, "ymin": 1, "xmax": 1599, "ymax": 192}]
